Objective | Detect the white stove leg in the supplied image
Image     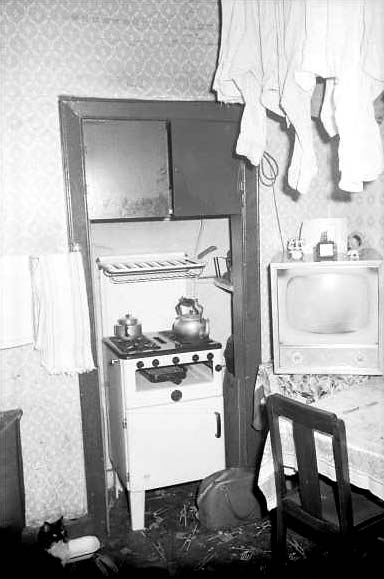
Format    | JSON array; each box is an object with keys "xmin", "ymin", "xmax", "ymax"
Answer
[{"xmin": 129, "ymin": 489, "xmax": 146, "ymax": 530}]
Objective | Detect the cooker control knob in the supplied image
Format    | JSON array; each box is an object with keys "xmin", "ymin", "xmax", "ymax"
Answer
[
  {"xmin": 171, "ymin": 389, "xmax": 182, "ymax": 402},
  {"xmin": 152, "ymin": 359, "xmax": 160, "ymax": 367},
  {"xmin": 207, "ymin": 353, "xmax": 214, "ymax": 361},
  {"xmin": 192, "ymin": 354, "xmax": 199, "ymax": 362},
  {"xmin": 136, "ymin": 361, "xmax": 144, "ymax": 369},
  {"xmin": 215, "ymin": 364, "xmax": 222, "ymax": 372},
  {"xmin": 172, "ymin": 356, "xmax": 180, "ymax": 365}
]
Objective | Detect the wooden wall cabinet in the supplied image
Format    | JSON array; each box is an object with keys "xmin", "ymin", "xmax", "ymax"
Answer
[{"xmin": 60, "ymin": 98, "xmax": 243, "ymax": 221}]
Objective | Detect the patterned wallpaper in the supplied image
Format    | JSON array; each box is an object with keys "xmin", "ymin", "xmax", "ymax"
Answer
[
  {"xmin": 0, "ymin": 0, "xmax": 219, "ymax": 526},
  {"xmin": 1, "ymin": 0, "xmax": 383, "ymax": 525}
]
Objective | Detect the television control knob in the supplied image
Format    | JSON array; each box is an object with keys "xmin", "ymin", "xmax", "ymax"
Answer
[
  {"xmin": 292, "ymin": 352, "xmax": 303, "ymax": 365},
  {"xmin": 152, "ymin": 359, "xmax": 160, "ymax": 367},
  {"xmin": 136, "ymin": 361, "xmax": 144, "ymax": 369},
  {"xmin": 172, "ymin": 356, "xmax": 180, "ymax": 365},
  {"xmin": 192, "ymin": 354, "xmax": 199, "ymax": 362},
  {"xmin": 215, "ymin": 364, "xmax": 222, "ymax": 372},
  {"xmin": 207, "ymin": 353, "xmax": 214, "ymax": 361},
  {"xmin": 171, "ymin": 389, "xmax": 182, "ymax": 402}
]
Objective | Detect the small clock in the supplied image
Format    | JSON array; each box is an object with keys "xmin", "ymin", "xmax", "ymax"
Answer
[{"xmin": 314, "ymin": 232, "xmax": 337, "ymax": 261}]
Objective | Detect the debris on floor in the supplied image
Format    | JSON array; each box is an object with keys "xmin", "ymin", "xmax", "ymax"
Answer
[{"xmin": 97, "ymin": 481, "xmax": 384, "ymax": 577}]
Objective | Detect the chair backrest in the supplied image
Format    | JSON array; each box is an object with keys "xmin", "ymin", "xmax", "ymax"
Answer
[{"xmin": 266, "ymin": 393, "xmax": 354, "ymax": 536}]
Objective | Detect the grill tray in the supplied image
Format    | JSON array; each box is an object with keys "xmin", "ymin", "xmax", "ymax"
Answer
[{"xmin": 97, "ymin": 253, "xmax": 205, "ymax": 283}]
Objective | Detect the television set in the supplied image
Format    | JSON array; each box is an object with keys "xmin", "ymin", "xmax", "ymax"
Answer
[{"xmin": 270, "ymin": 250, "xmax": 384, "ymax": 375}]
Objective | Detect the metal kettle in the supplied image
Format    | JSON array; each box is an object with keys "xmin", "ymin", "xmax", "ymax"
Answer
[{"xmin": 172, "ymin": 297, "xmax": 209, "ymax": 341}]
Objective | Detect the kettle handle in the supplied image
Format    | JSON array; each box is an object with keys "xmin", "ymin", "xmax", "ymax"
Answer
[
  {"xmin": 175, "ymin": 297, "xmax": 202, "ymax": 316},
  {"xmin": 201, "ymin": 318, "xmax": 210, "ymax": 338}
]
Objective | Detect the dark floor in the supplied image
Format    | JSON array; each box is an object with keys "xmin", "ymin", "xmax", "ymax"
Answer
[
  {"xmin": 84, "ymin": 481, "xmax": 384, "ymax": 578},
  {"xmin": 5, "ymin": 480, "xmax": 382, "ymax": 578}
]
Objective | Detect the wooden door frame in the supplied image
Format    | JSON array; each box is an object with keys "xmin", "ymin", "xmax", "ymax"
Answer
[
  {"xmin": 58, "ymin": 96, "xmax": 261, "ymax": 535},
  {"xmin": 228, "ymin": 163, "xmax": 262, "ymax": 467},
  {"xmin": 59, "ymin": 98, "xmax": 108, "ymax": 538}
]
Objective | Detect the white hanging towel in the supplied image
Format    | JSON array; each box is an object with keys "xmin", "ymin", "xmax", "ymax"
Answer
[
  {"xmin": 32, "ymin": 252, "xmax": 95, "ymax": 375},
  {"xmin": 0, "ymin": 255, "xmax": 34, "ymax": 349}
]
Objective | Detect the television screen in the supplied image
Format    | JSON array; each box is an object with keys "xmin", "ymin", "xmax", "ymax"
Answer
[
  {"xmin": 277, "ymin": 267, "xmax": 379, "ymax": 345},
  {"xmin": 286, "ymin": 273, "xmax": 370, "ymax": 334}
]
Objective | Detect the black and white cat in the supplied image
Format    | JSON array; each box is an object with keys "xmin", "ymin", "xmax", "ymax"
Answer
[
  {"xmin": 37, "ymin": 517, "xmax": 119, "ymax": 575},
  {"xmin": 1, "ymin": 519, "xmax": 67, "ymax": 578},
  {"xmin": 2, "ymin": 517, "xmax": 118, "ymax": 577},
  {"xmin": 37, "ymin": 516, "xmax": 68, "ymax": 548}
]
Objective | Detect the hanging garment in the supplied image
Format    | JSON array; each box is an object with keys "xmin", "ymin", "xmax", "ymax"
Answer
[
  {"xmin": 298, "ymin": 0, "xmax": 384, "ymax": 192},
  {"xmin": 214, "ymin": 0, "xmax": 384, "ymax": 195},
  {"xmin": 213, "ymin": 0, "xmax": 284, "ymax": 167},
  {"xmin": 275, "ymin": 0, "xmax": 318, "ymax": 194},
  {"xmin": 32, "ymin": 251, "xmax": 95, "ymax": 375}
]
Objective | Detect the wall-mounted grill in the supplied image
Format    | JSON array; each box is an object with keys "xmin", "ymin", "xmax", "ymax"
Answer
[{"xmin": 97, "ymin": 253, "xmax": 205, "ymax": 283}]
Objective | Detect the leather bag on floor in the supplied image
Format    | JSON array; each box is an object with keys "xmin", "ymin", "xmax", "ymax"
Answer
[{"xmin": 196, "ymin": 467, "xmax": 263, "ymax": 530}]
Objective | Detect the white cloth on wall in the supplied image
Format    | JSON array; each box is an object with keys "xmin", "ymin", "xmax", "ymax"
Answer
[
  {"xmin": 32, "ymin": 251, "xmax": 95, "ymax": 375},
  {"xmin": 0, "ymin": 255, "xmax": 34, "ymax": 349},
  {"xmin": 213, "ymin": 0, "xmax": 384, "ymax": 195}
]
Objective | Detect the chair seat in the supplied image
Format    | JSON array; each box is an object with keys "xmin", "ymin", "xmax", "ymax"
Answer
[{"xmin": 286, "ymin": 479, "xmax": 384, "ymax": 531}]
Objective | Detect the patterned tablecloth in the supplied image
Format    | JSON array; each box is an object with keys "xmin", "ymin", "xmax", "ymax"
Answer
[
  {"xmin": 257, "ymin": 376, "xmax": 384, "ymax": 511},
  {"xmin": 252, "ymin": 362, "xmax": 369, "ymax": 430}
]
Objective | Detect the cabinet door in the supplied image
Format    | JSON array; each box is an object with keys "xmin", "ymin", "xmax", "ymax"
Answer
[
  {"xmin": 170, "ymin": 120, "xmax": 241, "ymax": 216},
  {"xmin": 126, "ymin": 397, "xmax": 225, "ymax": 491},
  {"xmin": 83, "ymin": 119, "xmax": 171, "ymax": 220}
]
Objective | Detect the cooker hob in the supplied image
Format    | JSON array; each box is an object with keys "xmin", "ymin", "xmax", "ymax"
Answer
[{"xmin": 103, "ymin": 330, "xmax": 222, "ymax": 359}]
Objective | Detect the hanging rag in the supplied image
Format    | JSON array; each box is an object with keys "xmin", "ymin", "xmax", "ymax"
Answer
[
  {"xmin": 301, "ymin": 0, "xmax": 384, "ymax": 193},
  {"xmin": 0, "ymin": 255, "xmax": 34, "ymax": 349},
  {"xmin": 32, "ymin": 251, "xmax": 95, "ymax": 375},
  {"xmin": 213, "ymin": 0, "xmax": 284, "ymax": 167},
  {"xmin": 213, "ymin": 0, "xmax": 384, "ymax": 195}
]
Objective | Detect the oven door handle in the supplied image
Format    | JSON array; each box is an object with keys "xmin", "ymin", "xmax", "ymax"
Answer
[{"xmin": 214, "ymin": 411, "xmax": 222, "ymax": 438}]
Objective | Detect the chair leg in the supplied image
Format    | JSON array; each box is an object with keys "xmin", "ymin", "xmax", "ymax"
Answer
[{"xmin": 271, "ymin": 508, "xmax": 287, "ymax": 566}]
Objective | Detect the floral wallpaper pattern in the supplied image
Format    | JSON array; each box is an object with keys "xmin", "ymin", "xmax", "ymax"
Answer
[{"xmin": 1, "ymin": 0, "xmax": 383, "ymax": 525}]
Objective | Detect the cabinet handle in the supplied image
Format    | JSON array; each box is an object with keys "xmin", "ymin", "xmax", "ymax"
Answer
[{"xmin": 214, "ymin": 412, "xmax": 222, "ymax": 438}]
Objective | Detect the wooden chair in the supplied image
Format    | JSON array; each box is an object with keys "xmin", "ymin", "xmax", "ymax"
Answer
[{"xmin": 266, "ymin": 393, "xmax": 384, "ymax": 564}]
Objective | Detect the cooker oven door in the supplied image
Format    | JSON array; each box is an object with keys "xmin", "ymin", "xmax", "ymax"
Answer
[{"xmin": 126, "ymin": 396, "xmax": 225, "ymax": 491}]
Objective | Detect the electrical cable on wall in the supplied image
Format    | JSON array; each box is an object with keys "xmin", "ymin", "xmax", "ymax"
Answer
[{"xmin": 258, "ymin": 152, "xmax": 285, "ymax": 253}]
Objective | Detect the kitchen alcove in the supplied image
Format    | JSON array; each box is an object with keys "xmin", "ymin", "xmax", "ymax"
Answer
[{"xmin": 59, "ymin": 96, "xmax": 261, "ymax": 536}]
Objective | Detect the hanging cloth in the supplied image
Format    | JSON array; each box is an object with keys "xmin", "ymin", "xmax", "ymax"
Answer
[
  {"xmin": 213, "ymin": 0, "xmax": 384, "ymax": 195},
  {"xmin": 300, "ymin": 0, "xmax": 384, "ymax": 192},
  {"xmin": 32, "ymin": 251, "xmax": 95, "ymax": 375}
]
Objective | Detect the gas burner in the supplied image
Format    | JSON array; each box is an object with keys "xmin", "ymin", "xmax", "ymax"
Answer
[
  {"xmin": 108, "ymin": 335, "xmax": 161, "ymax": 354},
  {"xmin": 159, "ymin": 330, "xmax": 212, "ymax": 347}
]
